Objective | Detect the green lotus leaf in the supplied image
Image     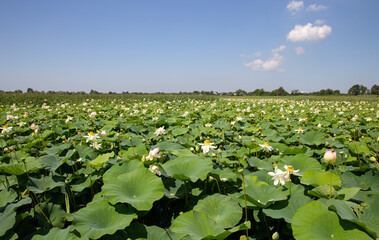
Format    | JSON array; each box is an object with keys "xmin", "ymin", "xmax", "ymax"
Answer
[
  {"xmin": 72, "ymin": 199, "xmax": 137, "ymax": 239},
  {"xmin": 38, "ymin": 155, "xmax": 63, "ymax": 172},
  {"xmin": 292, "ymin": 201, "xmax": 371, "ymax": 240},
  {"xmin": 102, "ymin": 162, "xmax": 164, "ymax": 211},
  {"xmin": 171, "ymin": 127, "xmax": 189, "ymax": 136},
  {"xmin": 320, "ymin": 195, "xmax": 379, "ymax": 238},
  {"xmin": 337, "ymin": 187, "xmax": 361, "ymax": 200},
  {"xmin": 34, "ymin": 202, "xmax": 67, "ymax": 228},
  {"xmin": 0, "ymin": 198, "xmax": 32, "ymax": 237},
  {"xmin": 263, "ymin": 184, "xmax": 312, "ymax": 223},
  {"xmin": 162, "ymin": 156, "xmax": 213, "ymax": 182},
  {"xmin": 109, "ymin": 222, "xmax": 179, "ymax": 240},
  {"xmin": 42, "ymin": 143, "xmax": 70, "ymax": 155},
  {"xmin": 299, "ymin": 131, "xmax": 326, "ymax": 146},
  {"xmin": 0, "ymin": 158, "xmax": 42, "ymax": 175},
  {"xmin": 243, "ymin": 175, "xmax": 288, "ymax": 207},
  {"xmin": 31, "ymin": 226, "xmax": 82, "ymax": 240},
  {"xmin": 193, "ymin": 193, "xmax": 242, "ymax": 228},
  {"xmin": 88, "ymin": 151, "xmax": 114, "ymax": 168},
  {"xmin": 171, "ymin": 210, "xmax": 250, "ymax": 240},
  {"xmin": 277, "ymin": 154, "xmax": 321, "ymax": 175},
  {"xmin": 0, "ymin": 188, "xmax": 18, "ymax": 208},
  {"xmin": 75, "ymin": 145, "xmax": 94, "ymax": 161},
  {"xmin": 301, "ymin": 170, "xmax": 341, "ymax": 188},
  {"xmin": 341, "ymin": 171, "xmax": 379, "ymax": 191},
  {"xmin": 308, "ymin": 185, "xmax": 338, "ymax": 199},
  {"xmin": 348, "ymin": 142, "xmax": 370, "ymax": 155},
  {"xmin": 27, "ymin": 175, "xmax": 65, "ymax": 194}
]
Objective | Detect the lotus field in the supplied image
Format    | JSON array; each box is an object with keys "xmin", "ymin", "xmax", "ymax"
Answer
[{"xmin": 1, "ymin": 97, "xmax": 379, "ymax": 240}]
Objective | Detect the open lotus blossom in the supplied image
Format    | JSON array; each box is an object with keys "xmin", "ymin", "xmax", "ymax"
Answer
[
  {"xmin": 205, "ymin": 122, "xmax": 212, "ymax": 127},
  {"xmin": 284, "ymin": 165, "xmax": 301, "ymax": 176},
  {"xmin": 30, "ymin": 123, "xmax": 36, "ymax": 130},
  {"xmin": 268, "ymin": 165, "xmax": 289, "ymax": 186},
  {"xmin": 84, "ymin": 131, "xmax": 100, "ymax": 142},
  {"xmin": 294, "ymin": 127, "xmax": 304, "ymax": 133},
  {"xmin": 148, "ymin": 164, "xmax": 161, "ymax": 176},
  {"xmin": 100, "ymin": 130, "xmax": 106, "ymax": 137},
  {"xmin": 155, "ymin": 126, "xmax": 166, "ymax": 136},
  {"xmin": 146, "ymin": 148, "xmax": 161, "ymax": 161},
  {"xmin": 324, "ymin": 150, "xmax": 337, "ymax": 164},
  {"xmin": 259, "ymin": 142, "xmax": 274, "ymax": 152},
  {"xmin": 231, "ymin": 121, "xmax": 236, "ymax": 126},
  {"xmin": 90, "ymin": 142, "xmax": 102, "ymax": 150},
  {"xmin": 66, "ymin": 116, "xmax": 73, "ymax": 123},
  {"xmin": 366, "ymin": 117, "xmax": 372, "ymax": 121},
  {"xmin": 236, "ymin": 116, "xmax": 243, "ymax": 121},
  {"xmin": 199, "ymin": 140, "xmax": 217, "ymax": 154},
  {"xmin": 182, "ymin": 111, "xmax": 189, "ymax": 117},
  {"xmin": 17, "ymin": 121, "xmax": 26, "ymax": 127},
  {"xmin": 152, "ymin": 116, "xmax": 158, "ymax": 121},
  {"xmin": 1, "ymin": 125, "xmax": 12, "ymax": 133},
  {"xmin": 89, "ymin": 112, "xmax": 97, "ymax": 118}
]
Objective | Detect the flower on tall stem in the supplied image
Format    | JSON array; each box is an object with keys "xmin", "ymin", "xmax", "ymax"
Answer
[
  {"xmin": 146, "ymin": 148, "xmax": 161, "ymax": 161},
  {"xmin": 259, "ymin": 142, "xmax": 274, "ymax": 152},
  {"xmin": 0, "ymin": 125, "xmax": 12, "ymax": 134},
  {"xmin": 324, "ymin": 150, "xmax": 337, "ymax": 164},
  {"xmin": 84, "ymin": 131, "xmax": 100, "ymax": 142},
  {"xmin": 198, "ymin": 140, "xmax": 217, "ymax": 154},
  {"xmin": 268, "ymin": 166, "xmax": 289, "ymax": 186},
  {"xmin": 154, "ymin": 126, "xmax": 166, "ymax": 136},
  {"xmin": 90, "ymin": 142, "xmax": 102, "ymax": 150}
]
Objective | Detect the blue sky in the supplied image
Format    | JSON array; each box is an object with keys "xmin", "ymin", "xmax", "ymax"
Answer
[{"xmin": 0, "ymin": 0, "xmax": 378, "ymax": 93}]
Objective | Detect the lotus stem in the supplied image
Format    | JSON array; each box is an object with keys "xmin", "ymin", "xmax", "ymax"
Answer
[
  {"xmin": 184, "ymin": 180, "xmax": 188, "ymax": 211},
  {"xmin": 215, "ymin": 178, "xmax": 221, "ymax": 194},
  {"xmin": 241, "ymin": 173, "xmax": 248, "ymax": 238},
  {"xmin": 329, "ymin": 167, "xmax": 332, "ymax": 199}
]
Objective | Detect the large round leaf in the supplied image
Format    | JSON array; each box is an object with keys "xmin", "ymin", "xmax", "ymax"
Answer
[
  {"xmin": 193, "ymin": 193, "xmax": 242, "ymax": 228},
  {"xmin": 102, "ymin": 162, "xmax": 165, "ymax": 211},
  {"xmin": 162, "ymin": 156, "xmax": 213, "ymax": 182},
  {"xmin": 292, "ymin": 201, "xmax": 371, "ymax": 240},
  {"xmin": 72, "ymin": 199, "xmax": 137, "ymax": 239},
  {"xmin": 301, "ymin": 170, "xmax": 341, "ymax": 188},
  {"xmin": 277, "ymin": 154, "xmax": 321, "ymax": 175},
  {"xmin": 243, "ymin": 175, "xmax": 288, "ymax": 207}
]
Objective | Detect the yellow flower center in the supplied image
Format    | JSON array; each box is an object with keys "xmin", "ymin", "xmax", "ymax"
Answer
[
  {"xmin": 286, "ymin": 165, "xmax": 294, "ymax": 173},
  {"xmin": 89, "ymin": 131, "xmax": 94, "ymax": 136},
  {"xmin": 3, "ymin": 125, "xmax": 8, "ymax": 129},
  {"xmin": 264, "ymin": 142, "xmax": 269, "ymax": 147},
  {"xmin": 298, "ymin": 127, "xmax": 302, "ymax": 131},
  {"xmin": 204, "ymin": 140, "xmax": 211, "ymax": 146}
]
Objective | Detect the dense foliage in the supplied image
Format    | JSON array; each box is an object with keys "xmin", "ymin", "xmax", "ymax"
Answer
[{"xmin": 0, "ymin": 96, "xmax": 378, "ymax": 239}]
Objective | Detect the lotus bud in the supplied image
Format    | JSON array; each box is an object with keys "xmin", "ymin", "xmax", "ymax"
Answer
[
  {"xmin": 218, "ymin": 149, "xmax": 222, "ymax": 154},
  {"xmin": 240, "ymin": 235, "xmax": 248, "ymax": 240},
  {"xmin": 141, "ymin": 156, "xmax": 146, "ymax": 162},
  {"xmin": 238, "ymin": 169, "xmax": 244, "ymax": 173},
  {"xmin": 370, "ymin": 156, "xmax": 376, "ymax": 162},
  {"xmin": 272, "ymin": 232, "xmax": 279, "ymax": 240},
  {"xmin": 324, "ymin": 150, "xmax": 337, "ymax": 164},
  {"xmin": 195, "ymin": 146, "xmax": 199, "ymax": 152},
  {"xmin": 211, "ymin": 153, "xmax": 216, "ymax": 157},
  {"xmin": 190, "ymin": 147, "xmax": 194, "ymax": 151},
  {"xmin": 209, "ymin": 176, "xmax": 214, "ymax": 181}
]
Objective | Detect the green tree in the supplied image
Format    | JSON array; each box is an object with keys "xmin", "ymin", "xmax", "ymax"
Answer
[
  {"xmin": 371, "ymin": 84, "xmax": 379, "ymax": 95},
  {"xmin": 348, "ymin": 84, "xmax": 361, "ymax": 95}
]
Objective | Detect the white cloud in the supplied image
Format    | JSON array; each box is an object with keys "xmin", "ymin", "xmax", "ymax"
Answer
[
  {"xmin": 244, "ymin": 46, "xmax": 285, "ymax": 71},
  {"xmin": 314, "ymin": 19, "xmax": 326, "ymax": 25},
  {"xmin": 287, "ymin": 23, "xmax": 332, "ymax": 42},
  {"xmin": 295, "ymin": 46, "xmax": 305, "ymax": 55},
  {"xmin": 307, "ymin": 4, "xmax": 328, "ymax": 11},
  {"xmin": 287, "ymin": 1, "xmax": 304, "ymax": 13}
]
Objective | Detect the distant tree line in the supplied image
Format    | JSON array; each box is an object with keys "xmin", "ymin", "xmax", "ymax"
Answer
[{"xmin": 1, "ymin": 84, "xmax": 378, "ymax": 96}]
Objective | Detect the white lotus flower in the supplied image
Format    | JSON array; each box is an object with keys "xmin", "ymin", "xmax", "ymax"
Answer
[
  {"xmin": 236, "ymin": 116, "xmax": 243, "ymax": 121},
  {"xmin": 84, "ymin": 131, "xmax": 100, "ymax": 142},
  {"xmin": 149, "ymin": 164, "xmax": 161, "ymax": 176},
  {"xmin": 89, "ymin": 112, "xmax": 97, "ymax": 118},
  {"xmin": 199, "ymin": 140, "xmax": 217, "ymax": 154},
  {"xmin": 100, "ymin": 130, "xmax": 106, "ymax": 137},
  {"xmin": 284, "ymin": 165, "xmax": 301, "ymax": 176},
  {"xmin": 268, "ymin": 166, "xmax": 289, "ymax": 186},
  {"xmin": 90, "ymin": 142, "xmax": 102, "ymax": 150},
  {"xmin": 1, "ymin": 125, "xmax": 12, "ymax": 133},
  {"xmin": 66, "ymin": 116, "xmax": 73, "ymax": 123},
  {"xmin": 146, "ymin": 148, "xmax": 161, "ymax": 161},
  {"xmin": 205, "ymin": 122, "xmax": 212, "ymax": 127},
  {"xmin": 294, "ymin": 127, "xmax": 304, "ymax": 133},
  {"xmin": 155, "ymin": 126, "xmax": 165, "ymax": 136},
  {"xmin": 259, "ymin": 142, "xmax": 274, "ymax": 152},
  {"xmin": 17, "ymin": 121, "xmax": 26, "ymax": 127}
]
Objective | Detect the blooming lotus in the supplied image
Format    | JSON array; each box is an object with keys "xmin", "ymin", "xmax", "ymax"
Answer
[
  {"xmin": 268, "ymin": 166, "xmax": 289, "ymax": 186},
  {"xmin": 205, "ymin": 122, "xmax": 212, "ymax": 127},
  {"xmin": 1, "ymin": 125, "xmax": 12, "ymax": 133},
  {"xmin": 89, "ymin": 112, "xmax": 97, "ymax": 118},
  {"xmin": 17, "ymin": 121, "xmax": 26, "ymax": 127},
  {"xmin": 146, "ymin": 148, "xmax": 161, "ymax": 161},
  {"xmin": 284, "ymin": 165, "xmax": 301, "ymax": 176},
  {"xmin": 198, "ymin": 140, "xmax": 217, "ymax": 154},
  {"xmin": 259, "ymin": 142, "xmax": 274, "ymax": 152},
  {"xmin": 236, "ymin": 116, "xmax": 243, "ymax": 121},
  {"xmin": 100, "ymin": 130, "xmax": 106, "ymax": 137},
  {"xmin": 155, "ymin": 126, "xmax": 165, "ymax": 136},
  {"xmin": 84, "ymin": 131, "xmax": 100, "ymax": 142},
  {"xmin": 148, "ymin": 164, "xmax": 161, "ymax": 176},
  {"xmin": 324, "ymin": 150, "xmax": 337, "ymax": 164},
  {"xmin": 66, "ymin": 116, "xmax": 73, "ymax": 123},
  {"xmin": 90, "ymin": 142, "xmax": 102, "ymax": 150},
  {"xmin": 294, "ymin": 127, "xmax": 304, "ymax": 133}
]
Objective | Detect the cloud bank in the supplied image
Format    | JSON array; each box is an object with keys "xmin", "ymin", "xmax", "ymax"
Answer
[
  {"xmin": 287, "ymin": 23, "xmax": 332, "ymax": 42},
  {"xmin": 244, "ymin": 45, "xmax": 286, "ymax": 71}
]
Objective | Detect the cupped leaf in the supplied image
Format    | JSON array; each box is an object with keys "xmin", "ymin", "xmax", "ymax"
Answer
[
  {"xmin": 277, "ymin": 154, "xmax": 321, "ymax": 175},
  {"xmin": 299, "ymin": 131, "xmax": 326, "ymax": 146},
  {"xmin": 193, "ymin": 193, "xmax": 242, "ymax": 228},
  {"xmin": 88, "ymin": 152, "xmax": 114, "ymax": 168},
  {"xmin": 102, "ymin": 162, "xmax": 164, "ymax": 211},
  {"xmin": 162, "ymin": 156, "xmax": 213, "ymax": 182},
  {"xmin": 0, "ymin": 189, "xmax": 18, "ymax": 208},
  {"xmin": 27, "ymin": 175, "xmax": 65, "ymax": 194},
  {"xmin": 341, "ymin": 171, "xmax": 379, "ymax": 191},
  {"xmin": 301, "ymin": 170, "xmax": 341, "ymax": 188},
  {"xmin": 243, "ymin": 175, "xmax": 288, "ymax": 207},
  {"xmin": 263, "ymin": 184, "xmax": 312, "ymax": 223},
  {"xmin": 72, "ymin": 199, "xmax": 137, "ymax": 239},
  {"xmin": 292, "ymin": 201, "xmax": 371, "ymax": 240}
]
